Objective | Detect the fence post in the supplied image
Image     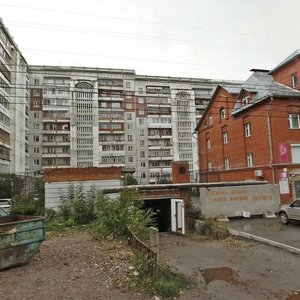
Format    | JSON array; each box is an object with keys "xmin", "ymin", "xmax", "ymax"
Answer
[{"xmin": 150, "ymin": 227, "xmax": 159, "ymax": 259}]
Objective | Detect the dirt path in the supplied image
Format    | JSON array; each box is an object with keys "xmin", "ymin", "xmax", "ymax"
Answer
[{"xmin": 0, "ymin": 230, "xmax": 152, "ymax": 300}]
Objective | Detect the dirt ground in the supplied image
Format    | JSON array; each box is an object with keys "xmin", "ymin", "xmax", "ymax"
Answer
[{"xmin": 0, "ymin": 230, "xmax": 155, "ymax": 300}]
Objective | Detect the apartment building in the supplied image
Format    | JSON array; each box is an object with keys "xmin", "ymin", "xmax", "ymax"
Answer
[
  {"xmin": 28, "ymin": 65, "xmax": 240, "ymax": 183},
  {"xmin": 0, "ymin": 19, "xmax": 29, "ymax": 175}
]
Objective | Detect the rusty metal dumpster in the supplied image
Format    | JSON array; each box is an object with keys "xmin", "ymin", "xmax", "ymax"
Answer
[{"xmin": 0, "ymin": 210, "xmax": 45, "ymax": 270}]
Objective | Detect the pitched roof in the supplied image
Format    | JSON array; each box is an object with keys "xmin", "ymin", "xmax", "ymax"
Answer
[
  {"xmin": 232, "ymin": 70, "xmax": 300, "ymax": 114},
  {"xmin": 269, "ymin": 49, "xmax": 300, "ymax": 74}
]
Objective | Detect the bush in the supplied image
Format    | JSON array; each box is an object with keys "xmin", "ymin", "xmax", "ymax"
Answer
[
  {"xmin": 11, "ymin": 193, "xmax": 44, "ymax": 215},
  {"xmin": 93, "ymin": 188, "xmax": 155, "ymax": 241}
]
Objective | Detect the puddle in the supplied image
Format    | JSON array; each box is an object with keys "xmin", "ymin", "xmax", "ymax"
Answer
[
  {"xmin": 287, "ymin": 292, "xmax": 300, "ymax": 300},
  {"xmin": 201, "ymin": 267, "xmax": 235, "ymax": 285}
]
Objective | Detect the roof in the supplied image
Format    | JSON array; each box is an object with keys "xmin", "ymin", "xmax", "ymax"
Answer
[
  {"xmin": 269, "ymin": 49, "xmax": 300, "ymax": 74},
  {"xmin": 232, "ymin": 70, "xmax": 300, "ymax": 114},
  {"xmin": 195, "ymin": 83, "xmax": 242, "ymax": 131}
]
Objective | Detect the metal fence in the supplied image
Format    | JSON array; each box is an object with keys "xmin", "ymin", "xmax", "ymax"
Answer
[{"xmin": 127, "ymin": 227, "xmax": 157, "ymax": 275}]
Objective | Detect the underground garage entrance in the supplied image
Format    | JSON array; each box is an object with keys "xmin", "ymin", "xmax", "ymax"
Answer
[{"xmin": 143, "ymin": 198, "xmax": 185, "ymax": 234}]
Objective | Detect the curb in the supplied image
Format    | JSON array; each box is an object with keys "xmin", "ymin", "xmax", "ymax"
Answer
[{"xmin": 228, "ymin": 228, "xmax": 300, "ymax": 255}]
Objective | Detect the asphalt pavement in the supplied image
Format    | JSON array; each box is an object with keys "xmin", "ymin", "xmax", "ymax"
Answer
[{"xmin": 228, "ymin": 217, "xmax": 300, "ymax": 250}]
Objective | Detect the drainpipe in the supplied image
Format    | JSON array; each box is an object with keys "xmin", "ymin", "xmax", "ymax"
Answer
[{"xmin": 267, "ymin": 96, "xmax": 275, "ymax": 184}]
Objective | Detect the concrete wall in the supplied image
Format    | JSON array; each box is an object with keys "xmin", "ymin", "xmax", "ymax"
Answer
[{"xmin": 192, "ymin": 184, "xmax": 280, "ymax": 218}]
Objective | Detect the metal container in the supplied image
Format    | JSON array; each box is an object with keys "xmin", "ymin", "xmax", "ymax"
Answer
[{"xmin": 0, "ymin": 213, "xmax": 45, "ymax": 270}]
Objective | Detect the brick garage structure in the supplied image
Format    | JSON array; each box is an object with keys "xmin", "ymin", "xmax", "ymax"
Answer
[{"xmin": 196, "ymin": 62, "xmax": 300, "ymax": 204}]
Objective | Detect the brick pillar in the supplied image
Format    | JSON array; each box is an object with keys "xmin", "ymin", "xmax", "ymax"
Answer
[{"xmin": 172, "ymin": 161, "xmax": 190, "ymax": 184}]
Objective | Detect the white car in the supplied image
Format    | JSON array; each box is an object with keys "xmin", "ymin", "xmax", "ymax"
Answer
[
  {"xmin": 0, "ymin": 199, "xmax": 12, "ymax": 214},
  {"xmin": 279, "ymin": 199, "xmax": 300, "ymax": 224}
]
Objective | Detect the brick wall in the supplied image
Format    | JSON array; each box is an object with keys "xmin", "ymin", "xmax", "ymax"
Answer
[
  {"xmin": 44, "ymin": 166, "xmax": 122, "ymax": 183},
  {"xmin": 172, "ymin": 161, "xmax": 190, "ymax": 183}
]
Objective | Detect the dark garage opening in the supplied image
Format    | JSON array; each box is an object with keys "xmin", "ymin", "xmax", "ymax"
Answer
[{"xmin": 143, "ymin": 199, "xmax": 171, "ymax": 232}]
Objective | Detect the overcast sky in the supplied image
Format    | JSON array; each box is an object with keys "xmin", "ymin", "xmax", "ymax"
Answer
[{"xmin": 1, "ymin": 0, "xmax": 300, "ymax": 81}]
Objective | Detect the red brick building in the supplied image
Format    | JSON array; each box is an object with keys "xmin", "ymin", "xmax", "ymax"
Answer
[{"xmin": 196, "ymin": 51, "xmax": 300, "ymax": 204}]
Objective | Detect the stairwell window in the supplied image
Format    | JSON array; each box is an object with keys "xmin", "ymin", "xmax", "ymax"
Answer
[
  {"xmin": 292, "ymin": 73, "xmax": 298, "ymax": 88},
  {"xmin": 220, "ymin": 108, "xmax": 226, "ymax": 120},
  {"xmin": 245, "ymin": 123, "xmax": 251, "ymax": 137},
  {"xmin": 247, "ymin": 153, "xmax": 253, "ymax": 167},
  {"xmin": 208, "ymin": 113, "xmax": 213, "ymax": 125},
  {"xmin": 289, "ymin": 114, "xmax": 300, "ymax": 129},
  {"xmin": 224, "ymin": 157, "xmax": 230, "ymax": 170},
  {"xmin": 223, "ymin": 132, "xmax": 228, "ymax": 144}
]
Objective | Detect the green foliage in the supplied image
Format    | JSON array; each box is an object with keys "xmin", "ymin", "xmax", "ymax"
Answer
[
  {"xmin": 0, "ymin": 173, "xmax": 12, "ymax": 198},
  {"xmin": 124, "ymin": 174, "xmax": 138, "ymax": 186},
  {"xmin": 11, "ymin": 193, "xmax": 45, "ymax": 215},
  {"xmin": 132, "ymin": 254, "xmax": 183, "ymax": 298},
  {"xmin": 93, "ymin": 188, "xmax": 155, "ymax": 241},
  {"xmin": 59, "ymin": 183, "xmax": 97, "ymax": 225}
]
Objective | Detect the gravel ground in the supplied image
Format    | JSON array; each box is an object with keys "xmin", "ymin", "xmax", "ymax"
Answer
[{"xmin": 0, "ymin": 230, "xmax": 153, "ymax": 300}]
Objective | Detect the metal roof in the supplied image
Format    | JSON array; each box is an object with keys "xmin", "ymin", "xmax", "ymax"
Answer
[
  {"xmin": 269, "ymin": 49, "xmax": 300, "ymax": 74},
  {"xmin": 232, "ymin": 70, "xmax": 300, "ymax": 114}
]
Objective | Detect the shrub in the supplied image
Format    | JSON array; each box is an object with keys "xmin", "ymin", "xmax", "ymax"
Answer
[{"xmin": 11, "ymin": 193, "xmax": 44, "ymax": 215}]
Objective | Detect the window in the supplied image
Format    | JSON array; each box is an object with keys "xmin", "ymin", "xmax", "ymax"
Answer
[
  {"xmin": 139, "ymin": 118, "xmax": 145, "ymax": 125},
  {"xmin": 127, "ymin": 124, "xmax": 133, "ymax": 130},
  {"xmin": 292, "ymin": 73, "xmax": 298, "ymax": 88},
  {"xmin": 138, "ymin": 109, "xmax": 145, "ymax": 116},
  {"xmin": 138, "ymin": 88, "xmax": 143, "ymax": 94},
  {"xmin": 206, "ymin": 138, "xmax": 211, "ymax": 149},
  {"xmin": 33, "ymin": 136, "xmax": 39, "ymax": 142},
  {"xmin": 127, "ymin": 113, "xmax": 132, "ymax": 120},
  {"xmin": 245, "ymin": 123, "xmax": 251, "ymax": 137},
  {"xmin": 33, "ymin": 112, "xmax": 39, "ymax": 118},
  {"xmin": 33, "ymin": 90, "xmax": 40, "ymax": 96},
  {"xmin": 242, "ymin": 96, "xmax": 250, "ymax": 106},
  {"xmin": 126, "ymin": 103, "xmax": 133, "ymax": 109},
  {"xmin": 141, "ymin": 162, "xmax": 146, "ymax": 168},
  {"xmin": 140, "ymin": 140, "xmax": 145, "ymax": 147},
  {"xmin": 291, "ymin": 144, "xmax": 300, "ymax": 163},
  {"xmin": 223, "ymin": 132, "xmax": 228, "ymax": 144},
  {"xmin": 247, "ymin": 153, "xmax": 253, "ymax": 167},
  {"xmin": 33, "ymin": 100, "xmax": 40, "ymax": 108},
  {"xmin": 138, "ymin": 97, "xmax": 144, "ymax": 103},
  {"xmin": 33, "ymin": 147, "xmax": 39, "ymax": 154},
  {"xmin": 34, "ymin": 124, "xmax": 40, "ymax": 130},
  {"xmin": 220, "ymin": 108, "xmax": 226, "ymax": 120},
  {"xmin": 208, "ymin": 113, "xmax": 213, "ymax": 125},
  {"xmin": 140, "ymin": 129, "xmax": 145, "ymax": 136},
  {"xmin": 289, "ymin": 114, "xmax": 300, "ymax": 129},
  {"xmin": 224, "ymin": 157, "xmax": 230, "ymax": 170},
  {"xmin": 125, "ymin": 81, "xmax": 131, "ymax": 89},
  {"xmin": 140, "ymin": 151, "xmax": 145, "ymax": 158},
  {"xmin": 34, "ymin": 79, "xmax": 40, "ymax": 85},
  {"xmin": 127, "ymin": 135, "xmax": 133, "ymax": 141},
  {"xmin": 128, "ymin": 156, "xmax": 133, "ymax": 163},
  {"xmin": 128, "ymin": 146, "xmax": 133, "ymax": 151},
  {"xmin": 33, "ymin": 159, "xmax": 40, "ymax": 166},
  {"xmin": 207, "ymin": 161, "xmax": 212, "ymax": 170}
]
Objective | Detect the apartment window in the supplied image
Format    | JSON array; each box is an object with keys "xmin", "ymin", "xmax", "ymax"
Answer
[
  {"xmin": 292, "ymin": 73, "xmax": 298, "ymax": 88},
  {"xmin": 127, "ymin": 124, "xmax": 133, "ymax": 130},
  {"xmin": 247, "ymin": 153, "xmax": 253, "ymax": 167},
  {"xmin": 140, "ymin": 140, "xmax": 145, "ymax": 147},
  {"xmin": 245, "ymin": 123, "xmax": 251, "ymax": 137},
  {"xmin": 206, "ymin": 138, "xmax": 211, "ymax": 149},
  {"xmin": 140, "ymin": 173, "xmax": 146, "ymax": 179},
  {"xmin": 207, "ymin": 160, "xmax": 212, "ymax": 170},
  {"xmin": 112, "ymin": 102, "xmax": 121, "ymax": 108},
  {"xmin": 208, "ymin": 113, "xmax": 213, "ymax": 125},
  {"xmin": 33, "ymin": 147, "xmax": 39, "ymax": 154},
  {"xmin": 33, "ymin": 159, "xmax": 40, "ymax": 166},
  {"xmin": 140, "ymin": 150, "xmax": 145, "ymax": 158},
  {"xmin": 33, "ymin": 112, "xmax": 39, "ymax": 118},
  {"xmin": 289, "ymin": 114, "xmax": 300, "ymax": 129},
  {"xmin": 128, "ymin": 146, "xmax": 133, "ymax": 151},
  {"xmin": 138, "ymin": 109, "xmax": 145, "ymax": 116},
  {"xmin": 224, "ymin": 157, "xmax": 230, "ymax": 170},
  {"xmin": 34, "ymin": 79, "xmax": 40, "ymax": 85},
  {"xmin": 125, "ymin": 81, "xmax": 131, "ymax": 89},
  {"xmin": 220, "ymin": 108, "xmax": 226, "ymax": 120},
  {"xmin": 139, "ymin": 118, "xmax": 145, "ymax": 125},
  {"xmin": 141, "ymin": 162, "xmax": 146, "ymax": 168},
  {"xmin": 128, "ymin": 156, "xmax": 133, "ymax": 163},
  {"xmin": 140, "ymin": 129, "xmax": 145, "ymax": 136},
  {"xmin": 33, "ymin": 90, "xmax": 40, "ymax": 97},
  {"xmin": 127, "ymin": 135, "xmax": 133, "ymax": 141},
  {"xmin": 126, "ymin": 103, "xmax": 133, "ymax": 109},
  {"xmin": 127, "ymin": 113, "xmax": 132, "ymax": 120},
  {"xmin": 34, "ymin": 124, "xmax": 40, "ymax": 130},
  {"xmin": 291, "ymin": 144, "xmax": 300, "ymax": 163},
  {"xmin": 223, "ymin": 132, "xmax": 228, "ymax": 144},
  {"xmin": 125, "ymin": 92, "xmax": 132, "ymax": 99},
  {"xmin": 33, "ymin": 135, "xmax": 39, "ymax": 142},
  {"xmin": 138, "ymin": 97, "xmax": 144, "ymax": 103}
]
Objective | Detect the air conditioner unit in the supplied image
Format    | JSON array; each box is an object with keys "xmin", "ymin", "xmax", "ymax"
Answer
[{"xmin": 254, "ymin": 170, "xmax": 263, "ymax": 177}]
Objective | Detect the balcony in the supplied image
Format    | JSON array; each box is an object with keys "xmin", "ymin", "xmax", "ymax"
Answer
[{"xmin": 42, "ymin": 152, "xmax": 71, "ymax": 158}]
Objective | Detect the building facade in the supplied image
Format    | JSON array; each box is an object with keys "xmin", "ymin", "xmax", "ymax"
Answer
[
  {"xmin": 197, "ymin": 54, "xmax": 300, "ymax": 203},
  {"xmin": 0, "ymin": 19, "xmax": 29, "ymax": 175},
  {"xmin": 28, "ymin": 65, "xmax": 240, "ymax": 183}
]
